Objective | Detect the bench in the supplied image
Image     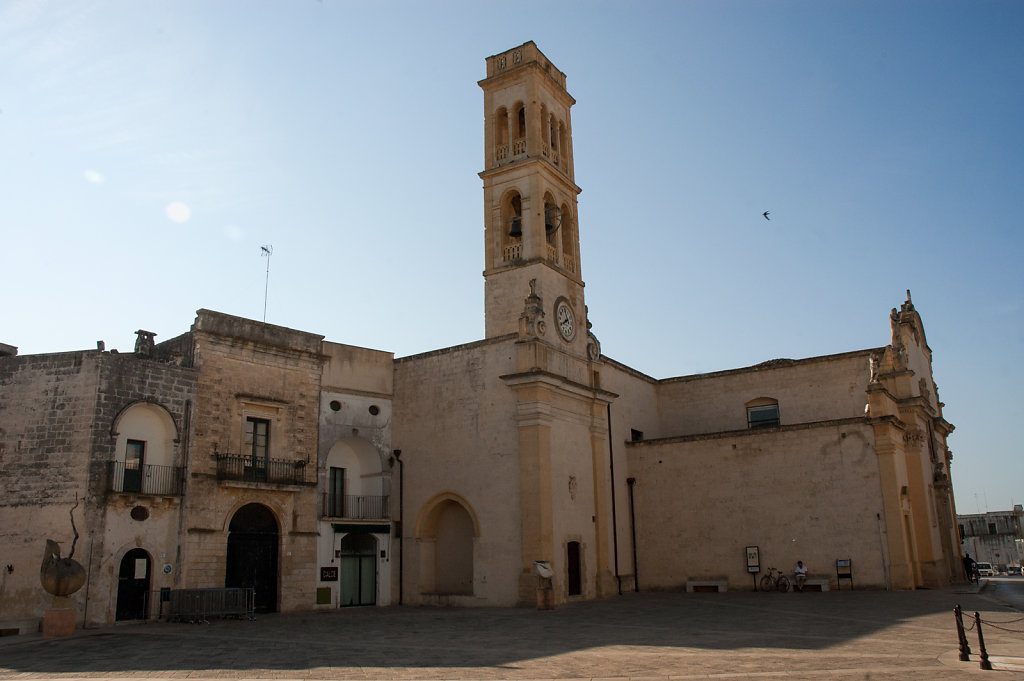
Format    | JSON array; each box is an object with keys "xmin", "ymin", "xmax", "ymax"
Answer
[
  {"xmin": 686, "ymin": 579, "xmax": 728, "ymax": 593},
  {"xmin": 797, "ymin": 577, "xmax": 830, "ymax": 592}
]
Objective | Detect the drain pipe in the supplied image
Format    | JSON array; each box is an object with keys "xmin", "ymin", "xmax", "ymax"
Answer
[
  {"xmin": 626, "ymin": 477, "xmax": 639, "ymax": 592},
  {"xmin": 606, "ymin": 404, "xmax": 621, "ymax": 595},
  {"xmin": 392, "ymin": 449, "xmax": 403, "ymax": 605}
]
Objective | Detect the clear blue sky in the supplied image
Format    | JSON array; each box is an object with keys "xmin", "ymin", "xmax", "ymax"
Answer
[{"xmin": 2, "ymin": 1, "xmax": 1021, "ymax": 515}]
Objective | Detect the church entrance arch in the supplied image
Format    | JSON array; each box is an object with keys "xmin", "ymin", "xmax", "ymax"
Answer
[
  {"xmin": 115, "ymin": 548, "xmax": 151, "ymax": 620},
  {"xmin": 226, "ymin": 503, "xmax": 279, "ymax": 613},
  {"xmin": 338, "ymin": 533, "xmax": 377, "ymax": 606}
]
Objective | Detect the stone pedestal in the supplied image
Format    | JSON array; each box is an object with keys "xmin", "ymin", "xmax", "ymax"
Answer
[
  {"xmin": 42, "ymin": 609, "xmax": 76, "ymax": 638},
  {"xmin": 536, "ymin": 585, "xmax": 554, "ymax": 610}
]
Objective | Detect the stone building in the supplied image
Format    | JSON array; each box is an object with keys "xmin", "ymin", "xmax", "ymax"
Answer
[
  {"xmin": 0, "ymin": 42, "xmax": 963, "ymax": 632},
  {"xmin": 959, "ymin": 506, "xmax": 1024, "ymax": 572}
]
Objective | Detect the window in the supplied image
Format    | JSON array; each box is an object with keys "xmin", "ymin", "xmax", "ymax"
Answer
[
  {"xmin": 328, "ymin": 467, "xmax": 346, "ymax": 517},
  {"xmin": 989, "ymin": 522, "xmax": 998, "ymax": 535},
  {"xmin": 124, "ymin": 439, "xmax": 145, "ymax": 493},
  {"xmin": 244, "ymin": 417, "xmax": 270, "ymax": 482},
  {"xmin": 747, "ymin": 404, "xmax": 780, "ymax": 429}
]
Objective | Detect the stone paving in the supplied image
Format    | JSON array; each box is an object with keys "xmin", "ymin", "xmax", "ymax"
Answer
[{"xmin": 2, "ymin": 583, "xmax": 1023, "ymax": 680}]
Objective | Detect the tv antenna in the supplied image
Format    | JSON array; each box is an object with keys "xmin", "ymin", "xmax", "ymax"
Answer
[{"xmin": 260, "ymin": 245, "xmax": 273, "ymax": 322}]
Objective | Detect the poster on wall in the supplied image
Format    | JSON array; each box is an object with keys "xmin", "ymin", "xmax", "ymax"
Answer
[{"xmin": 745, "ymin": 546, "xmax": 760, "ymax": 573}]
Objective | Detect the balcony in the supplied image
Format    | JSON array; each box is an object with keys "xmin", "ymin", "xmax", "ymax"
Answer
[
  {"xmin": 216, "ymin": 454, "xmax": 310, "ymax": 486},
  {"xmin": 321, "ymin": 493, "xmax": 390, "ymax": 520},
  {"xmin": 108, "ymin": 461, "xmax": 183, "ymax": 496}
]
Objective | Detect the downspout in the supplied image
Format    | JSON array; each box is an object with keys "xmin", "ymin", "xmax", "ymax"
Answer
[
  {"xmin": 392, "ymin": 449, "xmax": 403, "ymax": 605},
  {"xmin": 606, "ymin": 404, "xmax": 621, "ymax": 595},
  {"xmin": 627, "ymin": 477, "xmax": 639, "ymax": 592}
]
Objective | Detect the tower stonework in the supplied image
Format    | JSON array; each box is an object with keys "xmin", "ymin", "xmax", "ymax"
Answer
[{"xmin": 480, "ymin": 42, "xmax": 585, "ymax": 353}]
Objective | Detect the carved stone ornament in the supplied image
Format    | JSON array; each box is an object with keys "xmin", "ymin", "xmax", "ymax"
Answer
[
  {"xmin": 918, "ymin": 378, "xmax": 930, "ymax": 404},
  {"xmin": 568, "ymin": 475, "xmax": 578, "ymax": 501},
  {"xmin": 518, "ymin": 279, "xmax": 545, "ymax": 339},
  {"xmin": 587, "ymin": 332, "xmax": 601, "ymax": 361},
  {"xmin": 903, "ymin": 427, "xmax": 925, "ymax": 449},
  {"xmin": 869, "ymin": 352, "xmax": 882, "ymax": 384}
]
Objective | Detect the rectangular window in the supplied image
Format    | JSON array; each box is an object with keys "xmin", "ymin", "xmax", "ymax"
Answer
[
  {"xmin": 747, "ymin": 404, "xmax": 780, "ymax": 429},
  {"xmin": 244, "ymin": 417, "xmax": 270, "ymax": 482},
  {"xmin": 989, "ymin": 522, "xmax": 998, "ymax": 535},
  {"xmin": 124, "ymin": 440, "xmax": 145, "ymax": 493},
  {"xmin": 328, "ymin": 467, "xmax": 346, "ymax": 517}
]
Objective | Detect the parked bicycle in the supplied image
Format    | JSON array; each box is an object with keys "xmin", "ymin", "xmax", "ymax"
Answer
[{"xmin": 759, "ymin": 566, "xmax": 790, "ymax": 592}]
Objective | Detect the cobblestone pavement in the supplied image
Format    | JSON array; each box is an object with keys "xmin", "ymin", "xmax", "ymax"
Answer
[{"xmin": 2, "ymin": 584, "xmax": 1023, "ymax": 680}]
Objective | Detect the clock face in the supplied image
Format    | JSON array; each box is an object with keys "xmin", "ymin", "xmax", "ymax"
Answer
[{"xmin": 555, "ymin": 301, "xmax": 575, "ymax": 341}]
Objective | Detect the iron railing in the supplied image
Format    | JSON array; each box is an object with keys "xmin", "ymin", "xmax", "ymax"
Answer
[
  {"xmin": 216, "ymin": 454, "xmax": 310, "ymax": 485},
  {"xmin": 320, "ymin": 493, "xmax": 390, "ymax": 520},
  {"xmin": 157, "ymin": 587, "xmax": 255, "ymax": 622},
  {"xmin": 108, "ymin": 461, "xmax": 183, "ymax": 496}
]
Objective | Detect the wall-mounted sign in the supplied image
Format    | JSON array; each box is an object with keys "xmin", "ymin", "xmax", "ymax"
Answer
[
  {"xmin": 746, "ymin": 546, "xmax": 760, "ymax": 573},
  {"xmin": 320, "ymin": 566, "xmax": 339, "ymax": 582},
  {"xmin": 162, "ymin": 563, "xmax": 173, "ymax": 575}
]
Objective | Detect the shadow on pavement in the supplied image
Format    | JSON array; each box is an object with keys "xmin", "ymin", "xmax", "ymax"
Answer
[{"xmin": 0, "ymin": 588, "xmax": 1016, "ymax": 676}]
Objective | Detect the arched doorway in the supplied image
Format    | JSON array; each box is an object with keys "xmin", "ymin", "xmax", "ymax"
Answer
[
  {"xmin": 116, "ymin": 548, "xmax": 151, "ymax": 620},
  {"xmin": 338, "ymin": 533, "xmax": 377, "ymax": 607},
  {"xmin": 226, "ymin": 503, "xmax": 279, "ymax": 613}
]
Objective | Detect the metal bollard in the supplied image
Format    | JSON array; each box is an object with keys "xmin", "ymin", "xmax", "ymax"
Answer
[
  {"xmin": 974, "ymin": 611, "xmax": 992, "ymax": 671},
  {"xmin": 954, "ymin": 605, "xmax": 971, "ymax": 661}
]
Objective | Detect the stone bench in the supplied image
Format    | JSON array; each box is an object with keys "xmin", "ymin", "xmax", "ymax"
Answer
[
  {"xmin": 686, "ymin": 579, "xmax": 728, "ymax": 593},
  {"xmin": 797, "ymin": 577, "xmax": 830, "ymax": 591}
]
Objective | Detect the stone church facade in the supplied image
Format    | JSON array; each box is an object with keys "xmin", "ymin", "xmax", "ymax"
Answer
[{"xmin": 0, "ymin": 42, "xmax": 961, "ymax": 632}]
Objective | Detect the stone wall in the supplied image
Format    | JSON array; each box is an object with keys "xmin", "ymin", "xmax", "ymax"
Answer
[{"xmin": 0, "ymin": 349, "xmax": 197, "ymax": 629}]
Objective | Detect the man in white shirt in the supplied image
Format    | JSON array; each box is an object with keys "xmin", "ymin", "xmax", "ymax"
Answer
[{"xmin": 794, "ymin": 560, "xmax": 808, "ymax": 591}]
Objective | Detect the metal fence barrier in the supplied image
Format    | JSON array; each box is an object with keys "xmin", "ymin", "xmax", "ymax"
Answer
[{"xmin": 157, "ymin": 588, "xmax": 255, "ymax": 623}]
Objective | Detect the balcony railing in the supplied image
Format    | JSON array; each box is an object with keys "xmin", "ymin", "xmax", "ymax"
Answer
[
  {"xmin": 216, "ymin": 454, "xmax": 310, "ymax": 485},
  {"xmin": 108, "ymin": 461, "xmax": 183, "ymax": 496},
  {"xmin": 321, "ymin": 493, "xmax": 390, "ymax": 520}
]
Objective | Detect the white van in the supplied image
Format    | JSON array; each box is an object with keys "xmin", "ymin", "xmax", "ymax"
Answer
[{"xmin": 975, "ymin": 562, "xmax": 994, "ymax": 577}]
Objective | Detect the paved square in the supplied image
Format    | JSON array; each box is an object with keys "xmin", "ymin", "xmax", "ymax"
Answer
[{"xmin": 2, "ymin": 587, "xmax": 1023, "ymax": 680}]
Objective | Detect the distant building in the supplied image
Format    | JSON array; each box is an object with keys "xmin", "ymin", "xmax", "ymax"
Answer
[
  {"xmin": 959, "ymin": 506, "xmax": 1024, "ymax": 571},
  {"xmin": 0, "ymin": 42, "xmax": 964, "ymax": 634}
]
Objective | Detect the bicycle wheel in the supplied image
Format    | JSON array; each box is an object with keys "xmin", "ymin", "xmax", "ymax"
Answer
[
  {"xmin": 777, "ymin": 576, "xmax": 791, "ymax": 592},
  {"xmin": 759, "ymin": 574, "xmax": 774, "ymax": 592}
]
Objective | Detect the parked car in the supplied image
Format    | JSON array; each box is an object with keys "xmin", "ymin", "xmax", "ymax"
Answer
[
  {"xmin": 1007, "ymin": 565, "xmax": 1022, "ymax": 576},
  {"xmin": 975, "ymin": 562, "xmax": 994, "ymax": 577}
]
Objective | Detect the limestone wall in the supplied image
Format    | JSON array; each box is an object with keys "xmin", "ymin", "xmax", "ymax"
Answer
[
  {"xmin": 653, "ymin": 351, "xmax": 874, "ymax": 437},
  {"xmin": 393, "ymin": 338, "xmax": 523, "ymax": 605},
  {"xmin": 626, "ymin": 421, "xmax": 888, "ymax": 590},
  {"xmin": 0, "ymin": 349, "xmax": 196, "ymax": 629},
  {"xmin": 183, "ymin": 310, "xmax": 323, "ymax": 613}
]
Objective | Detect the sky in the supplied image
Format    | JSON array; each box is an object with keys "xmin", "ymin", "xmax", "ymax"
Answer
[{"xmin": 2, "ymin": 1, "xmax": 1021, "ymax": 515}]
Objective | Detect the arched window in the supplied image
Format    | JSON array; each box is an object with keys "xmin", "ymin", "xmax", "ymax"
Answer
[
  {"xmin": 745, "ymin": 397, "xmax": 780, "ymax": 429},
  {"xmin": 558, "ymin": 121, "xmax": 569, "ymax": 172},
  {"xmin": 560, "ymin": 202, "xmax": 575, "ymax": 273},
  {"xmin": 111, "ymin": 402, "xmax": 178, "ymax": 495},
  {"xmin": 516, "ymin": 104, "xmax": 526, "ymax": 140},
  {"xmin": 494, "ymin": 107, "xmax": 509, "ymax": 161},
  {"xmin": 501, "ymin": 191, "xmax": 523, "ymax": 262}
]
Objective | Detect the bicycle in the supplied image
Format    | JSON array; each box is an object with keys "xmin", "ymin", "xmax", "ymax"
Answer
[{"xmin": 759, "ymin": 567, "xmax": 791, "ymax": 592}]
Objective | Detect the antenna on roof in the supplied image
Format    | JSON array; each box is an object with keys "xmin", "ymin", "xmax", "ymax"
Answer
[{"xmin": 260, "ymin": 245, "xmax": 273, "ymax": 323}]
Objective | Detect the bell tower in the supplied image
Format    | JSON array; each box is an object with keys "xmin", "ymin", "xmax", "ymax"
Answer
[{"xmin": 479, "ymin": 42, "xmax": 585, "ymax": 351}]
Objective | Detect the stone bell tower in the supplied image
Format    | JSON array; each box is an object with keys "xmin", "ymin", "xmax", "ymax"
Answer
[{"xmin": 479, "ymin": 42, "xmax": 586, "ymax": 355}]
